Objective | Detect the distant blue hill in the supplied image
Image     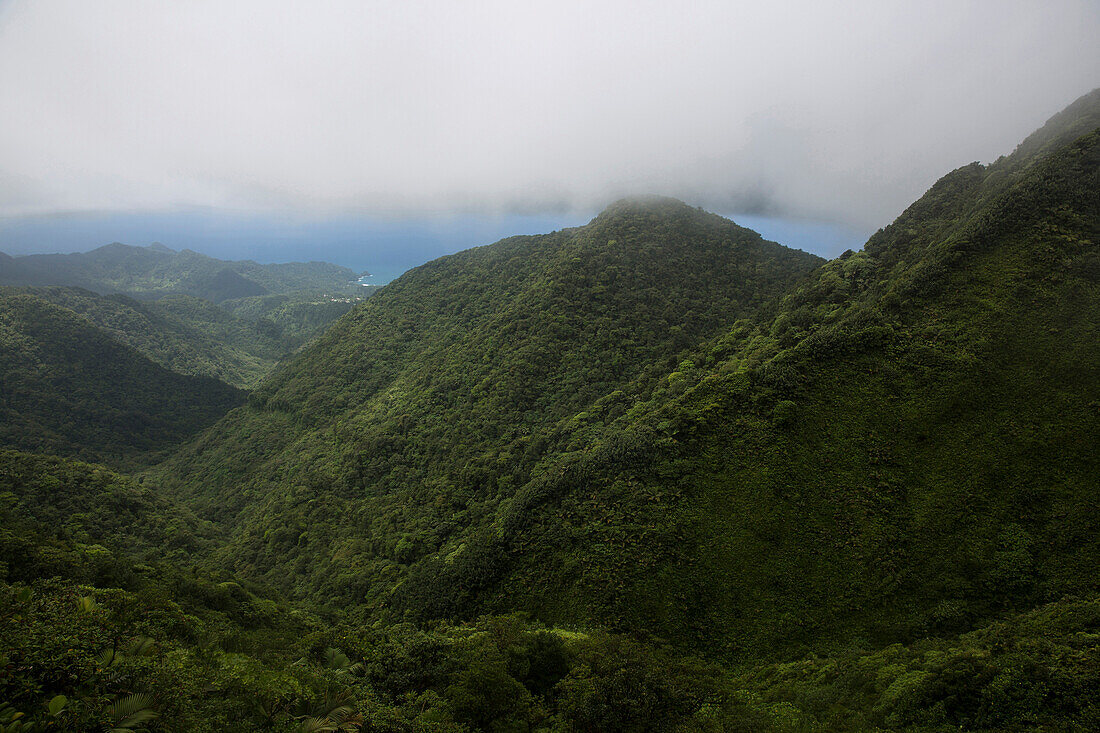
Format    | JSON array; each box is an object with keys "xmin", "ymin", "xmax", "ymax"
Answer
[
  {"xmin": 0, "ymin": 208, "xmax": 868, "ymax": 285},
  {"xmin": 0, "ymin": 240, "xmax": 356, "ymax": 302}
]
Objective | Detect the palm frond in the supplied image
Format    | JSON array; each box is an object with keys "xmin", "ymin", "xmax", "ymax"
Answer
[
  {"xmin": 323, "ymin": 647, "xmax": 351, "ymax": 669},
  {"xmin": 298, "ymin": 717, "xmax": 337, "ymax": 733},
  {"xmin": 108, "ymin": 693, "xmax": 158, "ymax": 730},
  {"xmin": 126, "ymin": 636, "xmax": 156, "ymax": 657},
  {"xmin": 337, "ymin": 712, "xmax": 365, "ymax": 732},
  {"xmin": 313, "ymin": 690, "xmax": 354, "ymax": 718}
]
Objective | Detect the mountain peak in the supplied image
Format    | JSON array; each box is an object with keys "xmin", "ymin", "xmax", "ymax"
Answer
[
  {"xmin": 94, "ymin": 241, "xmax": 131, "ymax": 252},
  {"xmin": 587, "ymin": 197, "xmax": 767, "ymax": 246},
  {"xmin": 1012, "ymin": 87, "xmax": 1100, "ymax": 162},
  {"xmin": 595, "ymin": 195, "xmax": 698, "ymax": 220}
]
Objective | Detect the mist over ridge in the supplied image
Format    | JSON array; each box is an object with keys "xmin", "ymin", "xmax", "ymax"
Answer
[{"xmin": 0, "ymin": 0, "xmax": 1096, "ymax": 237}]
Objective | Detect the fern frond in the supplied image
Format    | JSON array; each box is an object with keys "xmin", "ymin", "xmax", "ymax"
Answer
[{"xmin": 108, "ymin": 693, "xmax": 158, "ymax": 729}]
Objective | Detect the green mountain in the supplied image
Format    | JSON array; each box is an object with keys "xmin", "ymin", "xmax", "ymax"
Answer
[
  {"xmin": 0, "ymin": 291, "xmax": 245, "ymax": 467},
  {"xmin": 157, "ymin": 90, "xmax": 1099, "ymax": 658},
  {"xmin": 0, "ymin": 241, "xmax": 357, "ymax": 303},
  {"xmin": 384, "ymin": 90, "xmax": 1100, "ymax": 657},
  {"xmin": 3, "ymin": 90, "xmax": 1099, "ymax": 732},
  {"xmin": 150, "ymin": 199, "xmax": 824, "ymax": 604}
]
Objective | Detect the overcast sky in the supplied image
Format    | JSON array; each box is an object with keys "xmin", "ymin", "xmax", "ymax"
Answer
[{"xmin": 0, "ymin": 0, "xmax": 1097, "ymax": 232}]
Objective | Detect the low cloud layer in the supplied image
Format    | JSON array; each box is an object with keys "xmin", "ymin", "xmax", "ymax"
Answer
[{"xmin": 0, "ymin": 1, "xmax": 1097, "ymax": 229}]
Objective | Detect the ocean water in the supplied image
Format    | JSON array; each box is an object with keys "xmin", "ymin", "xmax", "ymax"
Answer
[{"xmin": 0, "ymin": 209, "xmax": 870, "ymax": 284}]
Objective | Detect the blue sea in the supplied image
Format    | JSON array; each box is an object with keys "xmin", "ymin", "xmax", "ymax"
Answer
[{"xmin": 0, "ymin": 209, "xmax": 870, "ymax": 284}]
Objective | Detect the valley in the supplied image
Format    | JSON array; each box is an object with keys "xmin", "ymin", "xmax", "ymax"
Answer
[{"xmin": 1, "ymin": 90, "xmax": 1098, "ymax": 731}]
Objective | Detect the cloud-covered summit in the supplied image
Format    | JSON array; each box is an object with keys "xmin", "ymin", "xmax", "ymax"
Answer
[{"xmin": 0, "ymin": 1, "xmax": 1097, "ymax": 229}]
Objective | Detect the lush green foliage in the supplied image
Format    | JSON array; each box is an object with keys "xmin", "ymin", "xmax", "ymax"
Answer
[
  {"xmin": 730, "ymin": 593, "xmax": 1100, "ymax": 731},
  {"xmin": 0, "ymin": 450, "xmax": 219, "ymax": 584},
  {"xmin": 5, "ymin": 486, "xmax": 1099, "ymax": 732},
  {"xmin": 0, "ymin": 293, "xmax": 245, "ymax": 467},
  {"xmin": 0, "ymin": 286, "xmax": 288, "ymax": 388},
  {"xmin": 149, "ymin": 197, "xmax": 823, "ymax": 608},
  {"xmin": 4, "ymin": 91, "xmax": 1100, "ymax": 731},
  {"xmin": 415, "ymin": 107, "xmax": 1100, "ymax": 657}
]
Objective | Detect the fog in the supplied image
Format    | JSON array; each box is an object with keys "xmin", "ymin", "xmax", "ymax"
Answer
[{"xmin": 0, "ymin": 0, "xmax": 1097, "ymax": 231}]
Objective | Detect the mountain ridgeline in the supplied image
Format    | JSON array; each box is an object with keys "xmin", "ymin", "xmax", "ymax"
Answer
[
  {"xmin": 155, "ymin": 91, "xmax": 1100, "ymax": 654},
  {"xmin": 3, "ymin": 90, "xmax": 1100, "ymax": 730},
  {"xmin": 477, "ymin": 111, "xmax": 1100, "ymax": 658},
  {"xmin": 152, "ymin": 200, "xmax": 824, "ymax": 602},
  {"xmin": 0, "ymin": 242, "xmax": 357, "ymax": 303}
]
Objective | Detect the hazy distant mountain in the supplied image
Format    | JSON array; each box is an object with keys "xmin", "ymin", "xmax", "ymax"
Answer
[
  {"xmin": 0, "ymin": 286, "xmax": 292, "ymax": 388},
  {"xmin": 0, "ymin": 241, "xmax": 357, "ymax": 303},
  {"xmin": 0, "ymin": 243, "xmax": 374, "ymax": 386}
]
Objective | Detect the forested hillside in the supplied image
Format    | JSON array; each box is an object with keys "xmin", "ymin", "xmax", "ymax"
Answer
[
  {"xmin": 150, "ymin": 200, "xmax": 823, "ymax": 604},
  {"xmin": 0, "ymin": 286, "xmax": 290, "ymax": 388},
  {"xmin": 4, "ymin": 448, "xmax": 1100, "ymax": 731},
  {"xmin": 218, "ymin": 290, "xmax": 369, "ymax": 354},
  {"xmin": 157, "ymin": 90, "xmax": 1100, "ymax": 657},
  {"xmin": 0, "ymin": 292, "xmax": 245, "ymax": 467},
  {"xmin": 3, "ymin": 90, "xmax": 1099, "ymax": 731},
  {"xmin": 401, "ymin": 91, "xmax": 1100, "ymax": 657}
]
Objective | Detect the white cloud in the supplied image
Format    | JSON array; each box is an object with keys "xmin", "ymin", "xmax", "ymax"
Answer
[{"xmin": 0, "ymin": 0, "xmax": 1097, "ymax": 228}]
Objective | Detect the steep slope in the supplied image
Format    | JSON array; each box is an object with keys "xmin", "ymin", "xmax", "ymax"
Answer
[
  {"xmin": 5, "ymin": 91, "xmax": 1100, "ymax": 733},
  {"xmin": 388, "ymin": 92, "xmax": 1100, "ymax": 659},
  {"xmin": 151, "ymin": 201, "xmax": 823, "ymax": 603},
  {"xmin": 0, "ymin": 241, "xmax": 357, "ymax": 302},
  {"xmin": 0, "ymin": 292, "xmax": 245, "ymax": 467},
  {"xmin": 1, "ymin": 286, "xmax": 289, "ymax": 387}
]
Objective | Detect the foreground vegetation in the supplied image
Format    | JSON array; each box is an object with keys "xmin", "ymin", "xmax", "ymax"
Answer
[{"xmin": 4, "ymin": 449, "xmax": 1099, "ymax": 731}]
